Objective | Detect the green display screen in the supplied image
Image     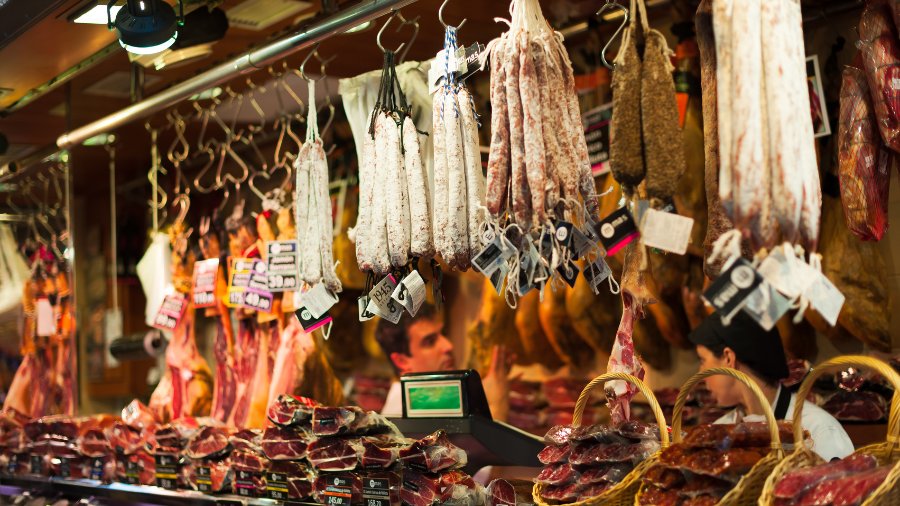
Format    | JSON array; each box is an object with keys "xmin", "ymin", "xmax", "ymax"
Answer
[{"xmin": 404, "ymin": 380, "xmax": 465, "ymax": 417}]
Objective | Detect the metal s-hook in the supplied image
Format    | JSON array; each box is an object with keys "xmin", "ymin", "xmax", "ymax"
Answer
[
  {"xmin": 377, "ymin": 11, "xmax": 406, "ymax": 54},
  {"xmin": 395, "ymin": 13, "xmax": 420, "ymax": 63},
  {"xmin": 439, "ymin": 0, "xmax": 467, "ymax": 30},
  {"xmin": 300, "ymin": 44, "xmax": 322, "ymax": 82},
  {"xmin": 597, "ymin": 0, "xmax": 629, "ymax": 70}
]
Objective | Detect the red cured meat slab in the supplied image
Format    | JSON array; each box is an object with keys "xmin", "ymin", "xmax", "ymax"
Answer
[
  {"xmin": 486, "ymin": 479, "xmax": 517, "ymax": 506},
  {"xmin": 774, "ymin": 453, "xmax": 877, "ymax": 500},
  {"xmin": 398, "ymin": 430, "xmax": 467, "ymax": 472},
  {"xmin": 260, "ymin": 426, "xmax": 310, "ymax": 460},
  {"xmin": 796, "ymin": 465, "xmax": 889, "ymax": 506},
  {"xmin": 822, "ymin": 391, "xmax": 888, "ymax": 422},
  {"xmin": 540, "ymin": 482, "xmax": 581, "ymax": 502},
  {"xmin": 229, "ymin": 429, "xmax": 262, "ymax": 454},
  {"xmin": 306, "ymin": 437, "xmax": 360, "ymax": 471},
  {"xmin": 569, "ymin": 440, "xmax": 659, "ymax": 465},
  {"xmin": 577, "ymin": 462, "xmax": 632, "ymax": 485},
  {"xmin": 359, "ymin": 436, "xmax": 410, "ymax": 469},
  {"xmin": 538, "ymin": 445, "xmax": 571, "ymax": 465},
  {"xmin": 230, "ymin": 450, "xmax": 269, "ymax": 473},
  {"xmin": 312, "ymin": 406, "xmax": 390, "ymax": 436},
  {"xmin": 639, "ymin": 485, "xmax": 680, "ymax": 506},
  {"xmin": 185, "ymin": 426, "xmax": 230, "ymax": 459},
  {"xmin": 266, "ymin": 394, "xmax": 318, "ymax": 427},
  {"xmin": 543, "ymin": 425, "xmax": 577, "ymax": 446},
  {"xmin": 400, "ymin": 470, "xmax": 442, "ymax": 506},
  {"xmin": 536, "ymin": 463, "xmax": 578, "ymax": 485},
  {"xmin": 106, "ymin": 422, "xmax": 143, "ymax": 455}
]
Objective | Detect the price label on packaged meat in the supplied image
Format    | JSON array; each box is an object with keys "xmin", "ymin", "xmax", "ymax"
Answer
[
  {"xmin": 30, "ymin": 455, "xmax": 43, "ymax": 475},
  {"xmin": 582, "ymin": 103, "xmax": 613, "ymax": 176},
  {"xmin": 235, "ymin": 468, "xmax": 263, "ymax": 497},
  {"xmin": 702, "ymin": 258, "xmax": 763, "ymax": 323},
  {"xmin": 597, "ymin": 207, "xmax": 640, "ymax": 256},
  {"xmin": 6, "ymin": 455, "xmax": 17, "ymax": 474},
  {"xmin": 196, "ymin": 464, "xmax": 212, "ymax": 492},
  {"xmin": 266, "ymin": 240, "xmax": 300, "ymax": 292},
  {"xmin": 266, "ymin": 471, "xmax": 290, "ymax": 500},
  {"xmin": 640, "ymin": 209, "xmax": 694, "ymax": 255},
  {"xmin": 155, "ymin": 454, "xmax": 179, "ymax": 490},
  {"xmin": 90, "ymin": 457, "xmax": 104, "ymax": 480},
  {"xmin": 125, "ymin": 459, "xmax": 139, "ymax": 484},
  {"xmin": 583, "ymin": 257, "xmax": 613, "ymax": 295},
  {"xmin": 362, "ymin": 476, "xmax": 393, "ymax": 506},
  {"xmin": 358, "ymin": 295, "xmax": 376, "ymax": 322},
  {"xmin": 322, "ymin": 475, "xmax": 354, "ymax": 506},
  {"xmin": 741, "ymin": 281, "xmax": 792, "ymax": 331},
  {"xmin": 151, "ymin": 290, "xmax": 187, "ymax": 331},
  {"xmin": 192, "ymin": 258, "xmax": 219, "ymax": 308},
  {"xmin": 367, "ymin": 275, "xmax": 403, "ymax": 324},
  {"xmin": 300, "ymin": 283, "xmax": 339, "ymax": 319},
  {"xmin": 296, "ymin": 306, "xmax": 333, "ymax": 333},
  {"xmin": 392, "ymin": 270, "xmax": 427, "ymax": 316},
  {"xmin": 804, "ymin": 272, "xmax": 845, "ymax": 327}
]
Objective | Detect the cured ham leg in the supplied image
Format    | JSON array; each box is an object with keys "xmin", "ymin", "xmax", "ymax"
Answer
[
  {"xmin": 605, "ymin": 293, "xmax": 645, "ymax": 426},
  {"xmin": 165, "ymin": 305, "xmax": 213, "ymax": 420}
]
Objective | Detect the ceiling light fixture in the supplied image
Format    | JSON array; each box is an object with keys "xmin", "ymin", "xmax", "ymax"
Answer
[
  {"xmin": 107, "ymin": 0, "xmax": 184, "ymax": 55},
  {"xmin": 72, "ymin": 3, "xmax": 122, "ymax": 24}
]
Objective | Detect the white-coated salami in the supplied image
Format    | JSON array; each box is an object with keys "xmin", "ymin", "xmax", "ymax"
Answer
[
  {"xmin": 312, "ymin": 142, "xmax": 341, "ymax": 292},
  {"xmin": 459, "ymin": 87, "xmax": 485, "ymax": 261},
  {"xmin": 385, "ymin": 114, "xmax": 410, "ymax": 268},
  {"xmin": 713, "ymin": 0, "xmax": 735, "ymax": 217},
  {"xmin": 370, "ymin": 113, "xmax": 392, "ymax": 275},
  {"xmin": 403, "ymin": 115, "xmax": 434, "ymax": 258},
  {"xmin": 353, "ymin": 111, "xmax": 377, "ymax": 272},
  {"xmin": 444, "ymin": 90, "xmax": 469, "ymax": 269},
  {"xmin": 432, "ymin": 88, "xmax": 450, "ymax": 263}
]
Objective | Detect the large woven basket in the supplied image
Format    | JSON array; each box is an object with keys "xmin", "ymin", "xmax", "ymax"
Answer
[
  {"xmin": 758, "ymin": 355, "xmax": 900, "ymax": 506},
  {"xmin": 636, "ymin": 367, "xmax": 785, "ymax": 506},
  {"xmin": 532, "ymin": 372, "xmax": 670, "ymax": 506}
]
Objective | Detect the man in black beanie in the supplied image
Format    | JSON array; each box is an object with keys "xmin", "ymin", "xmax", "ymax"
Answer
[{"xmin": 690, "ymin": 312, "xmax": 853, "ymax": 461}]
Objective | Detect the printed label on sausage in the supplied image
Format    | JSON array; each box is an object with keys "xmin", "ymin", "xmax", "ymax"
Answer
[
  {"xmin": 702, "ymin": 258, "xmax": 763, "ymax": 324},
  {"xmin": 300, "ymin": 282, "xmax": 339, "ymax": 319},
  {"xmin": 392, "ymin": 270, "xmax": 427, "ymax": 316},
  {"xmin": 367, "ymin": 275, "xmax": 403, "ymax": 324},
  {"xmin": 640, "ymin": 208, "xmax": 694, "ymax": 255},
  {"xmin": 151, "ymin": 290, "xmax": 187, "ymax": 331},
  {"xmin": 266, "ymin": 240, "xmax": 300, "ymax": 292},
  {"xmin": 192, "ymin": 258, "xmax": 219, "ymax": 308}
]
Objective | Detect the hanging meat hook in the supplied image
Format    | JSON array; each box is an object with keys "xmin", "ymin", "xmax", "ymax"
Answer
[
  {"xmin": 597, "ymin": 0, "xmax": 630, "ymax": 69},
  {"xmin": 377, "ymin": 11, "xmax": 407, "ymax": 54},
  {"xmin": 439, "ymin": 0, "xmax": 467, "ymax": 30}
]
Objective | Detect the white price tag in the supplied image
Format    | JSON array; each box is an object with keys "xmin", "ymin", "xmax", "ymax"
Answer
[
  {"xmin": 583, "ymin": 258, "xmax": 612, "ymax": 295},
  {"xmin": 804, "ymin": 273, "xmax": 845, "ymax": 327},
  {"xmin": 640, "ymin": 209, "xmax": 694, "ymax": 255},
  {"xmin": 391, "ymin": 271, "xmax": 427, "ymax": 316},
  {"xmin": 300, "ymin": 283, "xmax": 339, "ymax": 319},
  {"xmin": 757, "ymin": 246, "xmax": 816, "ymax": 299},
  {"xmin": 366, "ymin": 275, "xmax": 402, "ymax": 324},
  {"xmin": 36, "ymin": 298, "xmax": 55, "ymax": 337},
  {"xmin": 741, "ymin": 281, "xmax": 791, "ymax": 331}
]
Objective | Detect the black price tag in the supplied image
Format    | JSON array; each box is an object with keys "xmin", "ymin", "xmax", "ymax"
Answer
[
  {"xmin": 553, "ymin": 221, "xmax": 574, "ymax": 248},
  {"xmin": 125, "ymin": 459, "xmax": 139, "ymax": 484},
  {"xmin": 235, "ymin": 469, "xmax": 262, "ymax": 498},
  {"xmin": 362, "ymin": 476, "xmax": 393, "ymax": 506},
  {"xmin": 90, "ymin": 457, "xmax": 104, "ymax": 480},
  {"xmin": 597, "ymin": 207, "xmax": 639, "ymax": 256},
  {"xmin": 323, "ymin": 475, "xmax": 354, "ymax": 506},
  {"xmin": 155, "ymin": 454, "xmax": 179, "ymax": 490},
  {"xmin": 556, "ymin": 260, "xmax": 580, "ymax": 287},
  {"xmin": 296, "ymin": 306, "xmax": 333, "ymax": 333},
  {"xmin": 702, "ymin": 258, "xmax": 763, "ymax": 322},
  {"xmin": 58, "ymin": 458, "xmax": 71, "ymax": 478},
  {"xmin": 197, "ymin": 464, "xmax": 213, "ymax": 493},
  {"xmin": 30, "ymin": 454, "xmax": 43, "ymax": 475},
  {"xmin": 266, "ymin": 470, "xmax": 290, "ymax": 500}
]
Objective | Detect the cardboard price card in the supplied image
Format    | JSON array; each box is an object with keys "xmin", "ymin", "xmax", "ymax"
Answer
[
  {"xmin": 192, "ymin": 258, "xmax": 219, "ymax": 308},
  {"xmin": 228, "ymin": 258, "xmax": 274, "ymax": 312},
  {"xmin": 266, "ymin": 240, "xmax": 300, "ymax": 292},
  {"xmin": 152, "ymin": 291, "xmax": 187, "ymax": 331},
  {"xmin": 597, "ymin": 207, "xmax": 640, "ymax": 256}
]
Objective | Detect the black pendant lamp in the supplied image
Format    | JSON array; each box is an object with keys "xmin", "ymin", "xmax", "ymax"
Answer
[{"xmin": 107, "ymin": 0, "xmax": 184, "ymax": 55}]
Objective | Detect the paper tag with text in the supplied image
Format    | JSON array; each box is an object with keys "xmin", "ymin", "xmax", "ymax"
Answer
[
  {"xmin": 296, "ymin": 306, "xmax": 333, "ymax": 333},
  {"xmin": 702, "ymin": 258, "xmax": 763, "ymax": 324},
  {"xmin": 358, "ymin": 295, "xmax": 376, "ymax": 322},
  {"xmin": 300, "ymin": 282, "xmax": 339, "ymax": 319},
  {"xmin": 152, "ymin": 291, "xmax": 186, "ymax": 331},
  {"xmin": 472, "ymin": 235, "xmax": 516, "ymax": 278},
  {"xmin": 582, "ymin": 257, "xmax": 612, "ymax": 295},
  {"xmin": 192, "ymin": 258, "xmax": 219, "ymax": 308},
  {"xmin": 640, "ymin": 208, "xmax": 694, "ymax": 255},
  {"xmin": 266, "ymin": 240, "xmax": 300, "ymax": 292},
  {"xmin": 741, "ymin": 281, "xmax": 792, "ymax": 331},
  {"xmin": 392, "ymin": 270, "xmax": 427, "ymax": 316},
  {"xmin": 804, "ymin": 272, "xmax": 845, "ymax": 327},
  {"xmin": 367, "ymin": 275, "xmax": 403, "ymax": 324},
  {"xmin": 757, "ymin": 246, "xmax": 817, "ymax": 299}
]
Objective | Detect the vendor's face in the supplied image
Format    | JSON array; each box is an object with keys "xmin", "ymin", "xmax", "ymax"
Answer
[
  {"xmin": 391, "ymin": 318, "xmax": 455, "ymax": 375},
  {"xmin": 696, "ymin": 345, "xmax": 741, "ymax": 407}
]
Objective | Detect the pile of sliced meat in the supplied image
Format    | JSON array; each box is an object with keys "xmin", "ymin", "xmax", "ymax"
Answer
[
  {"xmin": 639, "ymin": 422, "xmax": 796, "ymax": 506},
  {"xmin": 772, "ymin": 454, "xmax": 889, "ymax": 506},
  {"xmin": 536, "ymin": 420, "xmax": 661, "ymax": 503}
]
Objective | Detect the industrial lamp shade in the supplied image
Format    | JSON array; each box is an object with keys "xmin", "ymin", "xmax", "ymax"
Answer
[{"xmin": 107, "ymin": 0, "xmax": 183, "ymax": 55}]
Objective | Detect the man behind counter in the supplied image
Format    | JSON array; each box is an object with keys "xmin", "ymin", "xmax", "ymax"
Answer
[{"xmin": 375, "ymin": 304, "xmax": 511, "ymax": 421}]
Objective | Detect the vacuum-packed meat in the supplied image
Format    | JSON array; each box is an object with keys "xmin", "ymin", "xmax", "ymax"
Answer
[
  {"xmin": 260, "ymin": 426, "xmax": 310, "ymax": 460},
  {"xmin": 266, "ymin": 394, "xmax": 317, "ymax": 427},
  {"xmin": 774, "ymin": 453, "xmax": 877, "ymax": 501},
  {"xmin": 398, "ymin": 430, "xmax": 467, "ymax": 472},
  {"xmin": 306, "ymin": 437, "xmax": 360, "ymax": 471},
  {"xmin": 400, "ymin": 469, "xmax": 442, "ymax": 506},
  {"xmin": 185, "ymin": 425, "xmax": 230, "ymax": 460}
]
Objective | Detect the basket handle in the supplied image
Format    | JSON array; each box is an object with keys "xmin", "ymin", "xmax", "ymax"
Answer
[
  {"xmin": 671, "ymin": 367, "xmax": 783, "ymax": 455},
  {"xmin": 572, "ymin": 372, "xmax": 671, "ymax": 448},
  {"xmin": 792, "ymin": 355, "xmax": 900, "ymax": 451}
]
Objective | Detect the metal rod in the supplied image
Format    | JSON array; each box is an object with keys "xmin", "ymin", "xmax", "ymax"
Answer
[{"xmin": 56, "ymin": 0, "xmax": 419, "ymax": 149}]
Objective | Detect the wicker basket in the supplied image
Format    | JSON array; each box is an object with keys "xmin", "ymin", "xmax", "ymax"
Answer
[
  {"xmin": 635, "ymin": 367, "xmax": 785, "ymax": 506},
  {"xmin": 532, "ymin": 372, "xmax": 671, "ymax": 506},
  {"xmin": 758, "ymin": 355, "xmax": 900, "ymax": 506}
]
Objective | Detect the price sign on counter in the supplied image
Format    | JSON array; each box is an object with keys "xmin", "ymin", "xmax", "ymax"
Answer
[
  {"xmin": 362, "ymin": 475, "xmax": 395, "ymax": 506},
  {"xmin": 151, "ymin": 291, "xmax": 186, "ymax": 332},
  {"xmin": 322, "ymin": 474, "xmax": 354, "ymax": 506},
  {"xmin": 266, "ymin": 240, "xmax": 300, "ymax": 292},
  {"xmin": 196, "ymin": 464, "xmax": 213, "ymax": 493},
  {"xmin": 155, "ymin": 454, "xmax": 179, "ymax": 490},
  {"xmin": 192, "ymin": 258, "xmax": 219, "ymax": 308},
  {"xmin": 235, "ymin": 468, "xmax": 263, "ymax": 497}
]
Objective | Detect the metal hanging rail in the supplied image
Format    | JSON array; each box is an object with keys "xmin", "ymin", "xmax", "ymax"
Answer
[{"xmin": 53, "ymin": 0, "xmax": 418, "ymax": 150}]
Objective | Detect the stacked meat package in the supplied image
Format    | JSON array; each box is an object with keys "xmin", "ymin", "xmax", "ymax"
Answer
[
  {"xmin": 535, "ymin": 421, "xmax": 661, "ymax": 503},
  {"xmin": 638, "ymin": 423, "xmax": 796, "ymax": 506},
  {"xmin": 770, "ymin": 454, "xmax": 890, "ymax": 506}
]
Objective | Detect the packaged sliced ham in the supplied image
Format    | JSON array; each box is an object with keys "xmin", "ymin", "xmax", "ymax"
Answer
[
  {"xmin": 658, "ymin": 446, "xmax": 767, "ymax": 481},
  {"xmin": 568, "ymin": 440, "xmax": 660, "ymax": 466},
  {"xmin": 260, "ymin": 426, "xmax": 311, "ymax": 460},
  {"xmin": 266, "ymin": 394, "xmax": 318, "ymax": 428},
  {"xmin": 306, "ymin": 437, "xmax": 360, "ymax": 471},
  {"xmin": 399, "ymin": 469, "xmax": 442, "ymax": 506},
  {"xmin": 535, "ymin": 462, "xmax": 579, "ymax": 486},
  {"xmin": 185, "ymin": 425, "xmax": 230, "ymax": 460},
  {"xmin": 773, "ymin": 453, "xmax": 877, "ymax": 502},
  {"xmin": 681, "ymin": 422, "xmax": 797, "ymax": 450},
  {"xmin": 859, "ymin": 1, "xmax": 900, "ymax": 153},
  {"xmin": 398, "ymin": 430, "xmax": 467, "ymax": 472},
  {"xmin": 312, "ymin": 406, "xmax": 393, "ymax": 437},
  {"xmin": 358, "ymin": 435, "xmax": 412, "ymax": 469},
  {"xmin": 229, "ymin": 429, "xmax": 262, "ymax": 454},
  {"xmin": 839, "ymin": 64, "xmax": 892, "ymax": 241}
]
